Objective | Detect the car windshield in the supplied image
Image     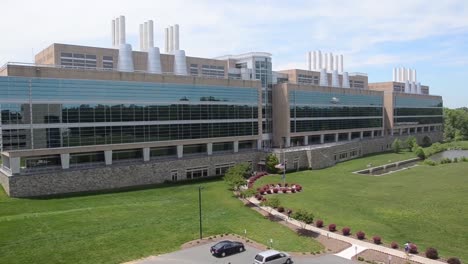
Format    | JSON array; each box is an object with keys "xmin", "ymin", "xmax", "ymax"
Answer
[
  {"xmin": 254, "ymin": 254, "xmax": 264, "ymax": 261},
  {"xmin": 213, "ymin": 242, "xmax": 228, "ymax": 249}
]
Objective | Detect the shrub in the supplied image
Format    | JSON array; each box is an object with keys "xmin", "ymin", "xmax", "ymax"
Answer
[
  {"xmin": 440, "ymin": 158, "xmax": 452, "ymax": 164},
  {"xmin": 421, "ymin": 136, "xmax": 432, "ymax": 147},
  {"xmin": 328, "ymin": 223, "xmax": 336, "ymax": 232},
  {"xmin": 291, "ymin": 189, "xmax": 296, "ymax": 193},
  {"xmin": 316, "ymin": 219, "xmax": 324, "ymax": 228},
  {"xmin": 282, "ymin": 188, "xmax": 288, "ymax": 193},
  {"xmin": 257, "ymin": 195, "xmax": 263, "ymax": 201},
  {"xmin": 415, "ymin": 147, "xmax": 426, "ymax": 160},
  {"xmin": 356, "ymin": 231, "xmax": 365, "ymax": 240},
  {"xmin": 425, "ymin": 247, "xmax": 438, "ymax": 259},
  {"xmin": 461, "ymin": 156, "xmax": 468, "ymax": 162},
  {"xmin": 423, "ymin": 159, "xmax": 437, "ymax": 166},
  {"xmin": 266, "ymin": 153, "xmax": 280, "ymax": 173},
  {"xmin": 409, "ymin": 243, "xmax": 418, "ymax": 254},
  {"xmin": 447, "ymin": 257, "xmax": 461, "ymax": 264},
  {"xmin": 373, "ymin": 236, "xmax": 381, "ymax": 244},
  {"xmin": 453, "ymin": 157, "xmax": 458, "ymax": 163},
  {"xmin": 392, "ymin": 139, "xmax": 402, "ymax": 153},
  {"xmin": 291, "ymin": 209, "xmax": 314, "ymax": 225},
  {"xmin": 406, "ymin": 136, "xmax": 417, "ymax": 151},
  {"xmin": 357, "ymin": 256, "xmax": 364, "ymax": 261},
  {"xmin": 277, "ymin": 206, "xmax": 285, "ymax": 212},
  {"xmin": 273, "ymin": 188, "xmax": 279, "ymax": 194},
  {"xmin": 265, "ymin": 197, "xmax": 281, "ymax": 208},
  {"xmin": 240, "ymin": 188, "xmax": 257, "ymax": 198},
  {"xmin": 277, "ymin": 183, "xmax": 282, "ymax": 187},
  {"xmin": 342, "ymin": 227, "xmax": 351, "ymax": 236},
  {"xmin": 267, "ymin": 189, "xmax": 272, "ymax": 194},
  {"xmin": 391, "ymin": 242, "xmax": 398, "ymax": 249}
]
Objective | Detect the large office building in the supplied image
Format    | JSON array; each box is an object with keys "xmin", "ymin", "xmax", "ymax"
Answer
[{"xmin": 0, "ymin": 17, "xmax": 443, "ymax": 197}]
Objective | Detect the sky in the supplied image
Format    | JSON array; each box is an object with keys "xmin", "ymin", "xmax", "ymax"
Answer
[{"xmin": 0, "ymin": 0, "xmax": 467, "ymax": 108}]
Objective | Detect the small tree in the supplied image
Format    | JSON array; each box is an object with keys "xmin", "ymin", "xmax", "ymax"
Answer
[
  {"xmin": 264, "ymin": 196, "xmax": 281, "ymax": 208},
  {"xmin": 421, "ymin": 136, "xmax": 432, "ymax": 147},
  {"xmin": 224, "ymin": 163, "xmax": 251, "ymax": 190},
  {"xmin": 291, "ymin": 209, "xmax": 314, "ymax": 229},
  {"xmin": 406, "ymin": 136, "xmax": 417, "ymax": 151},
  {"xmin": 266, "ymin": 153, "xmax": 280, "ymax": 173},
  {"xmin": 392, "ymin": 139, "xmax": 402, "ymax": 153}
]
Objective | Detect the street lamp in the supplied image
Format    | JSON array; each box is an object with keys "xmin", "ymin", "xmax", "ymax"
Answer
[{"xmin": 198, "ymin": 186, "xmax": 204, "ymax": 240}]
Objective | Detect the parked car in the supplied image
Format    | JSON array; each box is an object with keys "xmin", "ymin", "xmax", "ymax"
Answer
[
  {"xmin": 210, "ymin": 240, "xmax": 245, "ymax": 257},
  {"xmin": 254, "ymin": 250, "xmax": 292, "ymax": 264}
]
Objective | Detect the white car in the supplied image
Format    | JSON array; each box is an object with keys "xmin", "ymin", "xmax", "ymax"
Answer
[{"xmin": 253, "ymin": 250, "xmax": 292, "ymax": 264}]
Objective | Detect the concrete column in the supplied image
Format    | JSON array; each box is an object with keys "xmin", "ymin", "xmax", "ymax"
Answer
[
  {"xmin": 285, "ymin": 137, "xmax": 291, "ymax": 147},
  {"xmin": 143, "ymin": 147, "xmax": 150, "ymax": 162},
  {"xmin": 234, "ymin": 141, "xmax": 239, "ymax": 153},
  {"xmin": 391, "ymin": 129, "xmax": 394, "ymax": 136},
  {"xmin": 257, "ymin": 139, "xmax": 262, "ymax": 150},
  {"xmin": 60, "ymin": 153, "xmax": 70, "ymax": 169},
  {"xmin": 360, "ymin": 131, "xmax": 364, "ymax": 139},
  {"xmin": 407, "ymin": 128, "xmax": 411, "ymax": 134},
  {"xmin": 303, "ymin": 136, "xmax": 309, "ymax": 146},
  {"xmin": 400, "ymin": 129, "xmax": 403, "ymax": 135},
  {"xmin": 10, "ymin": 157, "xmax": 20, "ymax": 174},
  {"xmin": 104, "ymin": 150, "xmax": 112, "ymax": 165},
  {"xmin": 382, "ymin": 129, "xmax": 385, "ymax": 137},
  {"xmin": 177, "ymin": 145, "xmax": 183, "ymax": 158},
  {"xmin": 320, "ymin": 134, "xmax": 324, "ymax": 144},
  {"xmin": 335, "ymin": 133, "xmax": 339, "ymax": 142},
  {"xmin": 348, "ymin": 132, "xmax": 352, "ymax": 141},
  {"xmin": 207, "ymin": 143, "xmax": 213, "ymax": 156},
  {"xmin": 371, "ymin": 130, "xmax": 375, "ymax": 138}
]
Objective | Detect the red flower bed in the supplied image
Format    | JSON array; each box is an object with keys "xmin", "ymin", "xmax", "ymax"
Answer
[
  {"xmin": 328, "ymin": 224, "xmax": 336, "ymax": 232},
  {"xmin": 391, "ymin": 242, "xmax": 398, "ymax": 249},
  {"xmin": 373, "ymin": 236, "xmax": 381, "ymax": 244}
]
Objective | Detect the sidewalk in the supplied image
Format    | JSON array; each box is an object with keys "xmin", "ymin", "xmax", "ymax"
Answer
[{"xmin": 247, "ymin": 197, "xmax": 445, "ymax": 264}]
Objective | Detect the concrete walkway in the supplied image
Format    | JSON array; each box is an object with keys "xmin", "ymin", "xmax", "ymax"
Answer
[
  {"xmin": 247, "ymin": 197, "xmax": 445, "ymax": 264},
  {"xmin": 335, "ymin": 244, "xmax": 367, "ymax": 259}
]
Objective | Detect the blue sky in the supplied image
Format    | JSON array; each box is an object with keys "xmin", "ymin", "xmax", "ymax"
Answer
[{"xmin": 1, "ymin": 0, "xmax": 467, "ymax": 108}]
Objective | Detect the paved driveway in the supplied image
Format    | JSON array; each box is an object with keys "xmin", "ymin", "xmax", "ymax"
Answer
[{"xmin": 135, "ymin": 242, "xmax": 355, "ymax": 264}]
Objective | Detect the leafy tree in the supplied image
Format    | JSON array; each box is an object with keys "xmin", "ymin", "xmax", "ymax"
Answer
[
  {"xmin": 444, "ymin": 107, "xmax": 468, "ymax": 141},
  {"xmin": 391, "ymin": 139, "xmax": 402, "ymax": 153},
  {"xmin": 406, "ymin": 136, "xmax": 417, "ymax": 151},
  {"xmin": 223, "ymin": 163, "xmax": 251, "ymax": 190},
  {"xmin": 291, "ymin": 209, "xmax": 314, "ymax": 229},
  {"xmin": 265, "ymin": 154, "xmax": 280, "ymax": 173},
  {"xmin": 263, "ymin": 196, "xmax": 281, "ymax": 208}
]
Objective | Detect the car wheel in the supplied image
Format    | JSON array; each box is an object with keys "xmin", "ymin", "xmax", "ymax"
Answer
[
  {"xmin": 285, "ymin": 258, "xmax": 292, "ymax": 264},
  {"xmin": 221, "ymin": 252, "xmax": 226, "ymax": 257},
  {"xmin": 239, "ymin": 246, "xmax": 244, "ymax": 252}
]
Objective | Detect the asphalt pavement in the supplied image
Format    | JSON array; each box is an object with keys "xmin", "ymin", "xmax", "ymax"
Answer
[{"xmin": 135, "ymin": 242, "xmax": 356, "ymax": 264}]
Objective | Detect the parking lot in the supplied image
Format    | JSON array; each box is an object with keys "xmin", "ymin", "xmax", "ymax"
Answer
[{"xmin": 134, "ymin": 242, "xmax": 355, "ymax": 264}]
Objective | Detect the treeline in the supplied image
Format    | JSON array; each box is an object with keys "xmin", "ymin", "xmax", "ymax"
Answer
[{"xmin": 444, "ymin": 107, "xmax": 468, "ymax": 141}]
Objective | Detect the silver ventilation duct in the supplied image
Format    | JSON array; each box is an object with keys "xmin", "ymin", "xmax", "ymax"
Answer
[
  {"xmin": 342, "ymin": 72, "xmax": 350, "ymax": 88},
  {"xmin": 112, "ymin": 15, "xmax": 134, "ymax": 72},
  {"xmin": 319, "ymin": 69, "xmax": 328, "ymax": 86},
  {"xmin": 332, "ymin": 70, "xmax": 339, "ymax": 87}
]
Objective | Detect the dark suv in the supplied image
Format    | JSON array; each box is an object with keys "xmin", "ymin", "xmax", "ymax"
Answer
[{"xmin": 210, "ymin": 240, "xmax": 245, "ymax": 257}]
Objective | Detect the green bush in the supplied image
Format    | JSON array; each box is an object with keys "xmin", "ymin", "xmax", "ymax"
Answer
[
  {"xmin": 264, "ymin": 196, "xmax": 281, "ymax": 208},
  {"xmin": 440, "ymin": 158, "xmax": 452, "ymax": 164},
  {"xmin": 291, "ymin": 209, "xmax": 314, "ymax": 225},
  {"xmin": 415, "ymin": 147, "xmax": 426, "ymax": 160},
  {"xmin": 391, "ymin": 139, "xmax": 402, "ymax": 153},
  {"xmin": 421, "ymin": 136, "xmax": 432, "ymax": 147},
  {"xmin": 461, "ymin": 156, "xmax": 468, "ymax": 162},
  {"xmin": 423, "ymin": 159, "xmax": 437, "ymax": 166},
  {"xmin": 224, "ymin": 163, "xmax": 251, "ymax": 190},
  {"xmin": 239, "ymin": 188, "xmax": 257, "ymax": 198},
  {"xmin": 406, "ymin": 136, "xmax": 417, "ymax": 151}
]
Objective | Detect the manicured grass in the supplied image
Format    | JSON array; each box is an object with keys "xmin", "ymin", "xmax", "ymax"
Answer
[
  {"xmin": 0, "ymin": 179, "xmax": 322, "ymax": 264},
  {"xmin": 255, "ymin": 149, "xmax": 468, "ymax": 262}
]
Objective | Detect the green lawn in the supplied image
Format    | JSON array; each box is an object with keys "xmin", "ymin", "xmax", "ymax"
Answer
[
  {"xmin": 0, "ymin": 180, "xmax": 322, "ymax": 264},
  {"xmin": 255, "ymin": 150, "xmax": 468, "ymax": 262}
]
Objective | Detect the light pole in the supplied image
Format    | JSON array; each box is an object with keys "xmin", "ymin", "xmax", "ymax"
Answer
[{"xmin": 198, "ymin": 186, "xmax": 204, "ymax": 240}]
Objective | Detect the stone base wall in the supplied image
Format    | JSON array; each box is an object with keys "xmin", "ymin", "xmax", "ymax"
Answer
[
  {"xmin": 280, "ymin": 132, "xmax": 443, "ymax": 171},
  {"xmin": 0, "ymin": 132, "xmax": 442, "ymax": 198},
  {"xmin": 3, "ymin": 151, "xmax": 261, "ymax": 198}
]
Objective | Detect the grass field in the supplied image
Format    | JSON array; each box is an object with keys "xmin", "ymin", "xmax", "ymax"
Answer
[
  {"xmin": 255, "ymin": 150, "xmax": 468, "ymax": 262},
  {"xmin": 0, "ymin": 179, "xmax": 322, "ymax": 264}
]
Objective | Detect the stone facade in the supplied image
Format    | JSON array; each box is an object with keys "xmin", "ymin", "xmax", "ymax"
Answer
[
  {"xmin": 2, "ymin": 151, "xmax": 261, "ymax": 197},
  {"xmin": 0, "ymin": 131, "xmax": 442, "ymax": 198}
]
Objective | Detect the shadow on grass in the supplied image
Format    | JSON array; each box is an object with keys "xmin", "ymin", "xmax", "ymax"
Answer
[
  {"xmin": 296, "ymin": 228, "xmax": 320, "ymax": 238},
  {"xmin": 24, "ymin": 175, "xmax": 225, "ymax": 200}
]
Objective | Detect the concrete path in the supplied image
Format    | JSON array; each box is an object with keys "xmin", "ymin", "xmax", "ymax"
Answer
[
  {"xmin": 248, "ymin": 197, "xmax": 445, "ymax": 264},
  {"xmin": 335, "ymin": 244, "xmax": 367, "ymax": 259}
]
